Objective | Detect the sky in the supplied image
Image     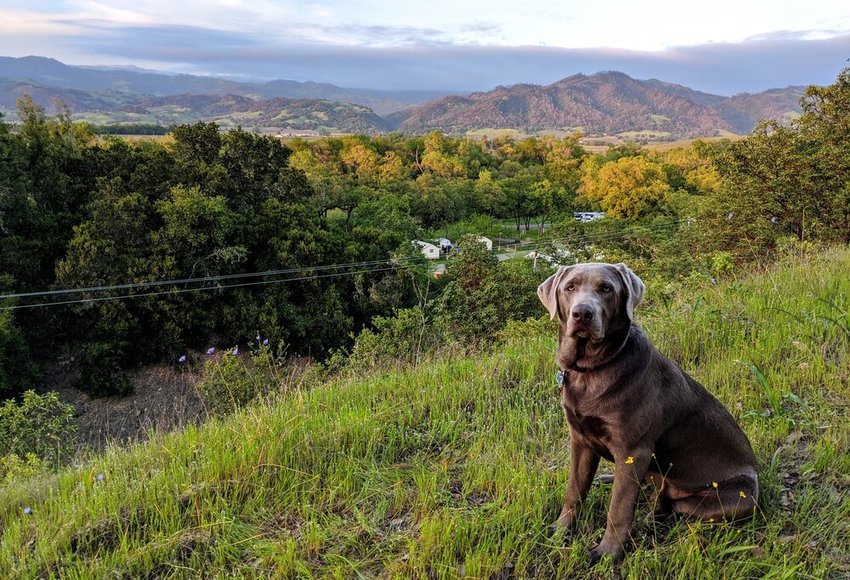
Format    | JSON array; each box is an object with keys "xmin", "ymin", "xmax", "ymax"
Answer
[{"xmin": 1, "ymin": 0, "xmax": 849, "ymax": 95}]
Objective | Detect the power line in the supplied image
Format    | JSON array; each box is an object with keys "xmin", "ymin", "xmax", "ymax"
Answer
[
  {"xmin": 0, "ymin": 257, "xmax": 420, "ymax": 301},
  {"xmin": 0, "ymin": 264, "xmax": 412, "ymax": 311},
  {"xmin": 0, "ymin": 218, "xmax": 690, "ymax": 311}
]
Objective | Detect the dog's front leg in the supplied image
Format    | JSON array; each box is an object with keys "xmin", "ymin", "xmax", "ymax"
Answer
[
  {"xmin": 554, "ymin": 432, "xmax": 599, "ymax": 530},
  {"xmin": 590, "ymin": 450, "xmax": 651, "ymax": 563}
]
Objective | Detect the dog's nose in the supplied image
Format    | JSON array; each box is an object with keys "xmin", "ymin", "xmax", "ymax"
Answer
[{"xmin": 571, "ymin": 304, "xmax": 594, "ymax": 323}]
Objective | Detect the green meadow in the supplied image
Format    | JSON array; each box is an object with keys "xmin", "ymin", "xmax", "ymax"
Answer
[{"xmin": 1, "ymin": 247, "xmax": 848, "ymax": 577}]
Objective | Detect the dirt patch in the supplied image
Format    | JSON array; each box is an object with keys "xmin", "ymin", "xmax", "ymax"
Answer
[{"xmin": 43, "ymin": 362, "xmax": 206, "ymax": 452}]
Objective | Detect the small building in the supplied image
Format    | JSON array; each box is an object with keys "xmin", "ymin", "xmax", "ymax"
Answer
[
  {"xmin": 574, "ymin": 212, "xmax": 605, "ymax": 223},
  {"xmin": 413, "ymin": 240, "xmax": 440, "ymax": 260},
  {"xmin": 475, "ymin": 236, "xmax": 493, "ymax": 251}
]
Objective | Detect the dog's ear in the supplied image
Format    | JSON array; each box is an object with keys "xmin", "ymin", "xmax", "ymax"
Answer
[
  {"xmin": 613, "ymin": 263, "xmax": 645, "ymax": 321},
  {"xmin": 537, "ymin": 265, "xmax": 574, "ymax": 320}
]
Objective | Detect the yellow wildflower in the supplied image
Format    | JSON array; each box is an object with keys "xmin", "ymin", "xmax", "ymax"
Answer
[
  {"xmin": 625, "ymin": 456, "xmax": 634, "ymax": 464},
  {"xmin": 712, "ymin": 482, "xmax": 719, "ymax": 489},
  {"xmin": 739, "ymin": 491, "xmax": 747, "ymax": 498}
]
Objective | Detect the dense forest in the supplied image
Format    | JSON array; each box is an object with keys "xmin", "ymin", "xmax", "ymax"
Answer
[{"xmin": 0, "ymin": 68, "xmax": 848, "ymax": 399}]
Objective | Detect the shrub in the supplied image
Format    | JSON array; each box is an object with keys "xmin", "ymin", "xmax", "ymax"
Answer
[
  {"xmin": 195, "ymin": 344, "xmax": 281, "ymax": 415},
  {"xmin": 0, "ymin": 390, "xmax": 76, "ymax": 469},
  {"xmin": 0, "ymin": 452, "xmax": 44, "ymax": 484},
  {"xmin": 435, "ymin": 238, "xmax": 551, "ymax": 344},
  {"xmin": 347, "ymin": 306, "xmax": 440, "ymax": 371}
]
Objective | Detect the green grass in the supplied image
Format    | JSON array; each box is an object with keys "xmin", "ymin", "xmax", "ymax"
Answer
[{"xmin": 1, "ymin": 248, "xmax": 849, "ymax": 577}]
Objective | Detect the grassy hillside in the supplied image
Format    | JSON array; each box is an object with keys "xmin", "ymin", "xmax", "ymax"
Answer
[{"xmin": 1, "ymin": 249, "xmax": 848, "ymax": 577}]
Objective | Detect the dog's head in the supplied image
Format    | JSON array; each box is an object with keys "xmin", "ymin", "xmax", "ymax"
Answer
[{"xmin": 537, "ymin": 262, "xmax": 644, "ymax": 345}]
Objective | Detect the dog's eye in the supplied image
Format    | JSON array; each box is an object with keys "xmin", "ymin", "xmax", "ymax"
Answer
[
  {"xmin": 600, "ymin": 284, "xmax": 613, "ymax": 293},
  {"xmin": 566, "ymin": 284, "xmax": 575, "ymax": 292}
]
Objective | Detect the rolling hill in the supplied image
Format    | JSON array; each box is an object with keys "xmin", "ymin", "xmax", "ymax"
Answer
[
  {"xmin": 0, "ymin": 57, "xmax": 808, "ymax": 138},
  {"xmin": 395, "ymin": 71, "xmax": 806, "ymax": 137},
  {"xmin": 0, "ymin": 56, "xmax": 444, "ymax": 117},
  {"xmin": 0, "ymin": 81, "xmax": 393, "ymax": 134}
]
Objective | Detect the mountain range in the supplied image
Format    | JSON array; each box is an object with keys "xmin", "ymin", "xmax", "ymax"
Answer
[{"xmin": 0, "ymin": 56, "xmax": 807, "ymax": 138}]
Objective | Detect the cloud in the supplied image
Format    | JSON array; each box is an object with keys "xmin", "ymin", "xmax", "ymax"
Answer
[
  {"xmin": 52, "ymin": 23, "xmax": 849, "ymax": 95},
  {"xmin": 71, "ymin": 23, "xmax": 263, "ymax": 58},
  {"xmin": 0, "ymin": 10, "xmax": 84, "ymax": 36},
  {"xmin": 0, "ymin": 2, "xmax": 847, "ymax": 95}
]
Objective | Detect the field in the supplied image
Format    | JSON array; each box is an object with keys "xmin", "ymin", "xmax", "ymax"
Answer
[{"xmin": 0, "ymin": 248, "xmax": 848, "ymax": 577}]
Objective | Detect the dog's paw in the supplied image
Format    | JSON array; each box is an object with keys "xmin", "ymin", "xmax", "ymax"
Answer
[
  {"xmin": 588, "ymin": 542, "xmax": 625, "ymax": 565},
  {"xmin": 551, "ymin": 510, "xmax": 577, "ymax": 533},
  {"xmin": 588, "ymin": 545, "xmax": 603, "ymax": 565}
]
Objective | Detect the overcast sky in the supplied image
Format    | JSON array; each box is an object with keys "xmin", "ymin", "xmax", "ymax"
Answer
[{"xmin": 1, "ymin": 0, "xmax": 849, "ymax": 94}]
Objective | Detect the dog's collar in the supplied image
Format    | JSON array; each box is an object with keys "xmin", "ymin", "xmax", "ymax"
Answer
[{"xmin": 557, "ymin": 364, "xmax": 588, "ymax": 385}]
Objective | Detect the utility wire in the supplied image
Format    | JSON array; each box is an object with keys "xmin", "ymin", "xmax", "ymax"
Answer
[
  {"xmin": 0, "ymin": 257, "xmax": 420, "ymax": 301},
  {"xmin": 0, "ymin": 264, "xmax": 411, "ymax": 311},
  {"xmin": 0, "ymin": 218, "xmax": 692, "ymax": 311}
]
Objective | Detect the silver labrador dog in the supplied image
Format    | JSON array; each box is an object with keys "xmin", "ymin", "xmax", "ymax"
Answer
[{"xmin": 538, "ymin": 262, "xmax": 758, "ymax": 563}]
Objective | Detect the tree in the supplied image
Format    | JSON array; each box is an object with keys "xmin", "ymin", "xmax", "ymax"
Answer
[
  {"xmin": 435, "ymin": 236, "xmax": 499, "ymax": 342},
  {"xmin": 498, "ymin": 167, "xmax": 540, "ymax": 232},
  {"xmin": 656, "ymin": 141, "xmax": 722, "ymax": 196},
  {"xmin": 435, "ymin": 236, "xmax": 549, "ymax": 343},
  {"xmin": 5, "ymin": 97, "xmax": 93, "ymax": 291},
  {"xmin": 714, "ymin": 123, "xmax": 818, "ymax": 245},
  {"xmin": 420, "ymin": 131, "xmax": 466, "ymax": 178},
  {"xmin": 0, "ymin": 306, "xmax": 38, "ymax": 399},
  {"xmin": 542, "ymin": 135, "xmax": 585, "ymax": 193},
  {"xmin": 340, "ymin": 139, "xmax": 381, "ymax": 187},
  {"xmin": 578, "ymin": 155, "xmax": 672, "ymax": 220},
  {"xmin": 171, "ymin": 122, "xmax": 221, "ymax": 169},
  {"xmin": 0, "ymin": 113, "xmax": 35, "ymax": 288},
  {"xmin": 530, "ymin": 178, "xmax": 572, "ymax": 233},
  {"xmin": 687, "ymin": 69, "xmax": 850, "ymax": 258},
  {"xmin": 410, "ymin": 174, "xmax": 461, "ymax": 228},
  {"xmin": 217, "ymin": 128, "xmax": 292, "ymax": 210},
  {"xmin": 797, "ymin": 67, "xmax": 850, "ymax": 242},
  {"xmin": 54, "ymin": 177, "xmax": 159, "ymax": 391},
  {"xmin": 472, "ymin": 169, "xmax": 507, "ymax": 217}
]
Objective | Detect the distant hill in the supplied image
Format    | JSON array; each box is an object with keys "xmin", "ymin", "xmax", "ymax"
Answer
[
  {"xmin": 135, "ymin": 94, "xmax": 393, "ymax": 133},
  {"xmin": 0, "ymin": 57, "xmax": 809, "ymax": 138},
  {"xmin": 0, "ymin": 56, "xmax": 251, "ymax": 96},
  {"xmin": 0, "ymin": 56, "xmax": 444, "ymax": 116},
  {"xmin": 396, "ymin": 71, "xmax": 806, "ymax": 138},
  {"xmin": 0, "ymin": 81, "xmax": 391, "ymax": 133},
  {"xmin": 712, "ymin": 88, "xmax": 805, "ymax": 133},
  {"xmin": 0, "ymin": 79, "xmax": 124, "ymax": 112}
]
